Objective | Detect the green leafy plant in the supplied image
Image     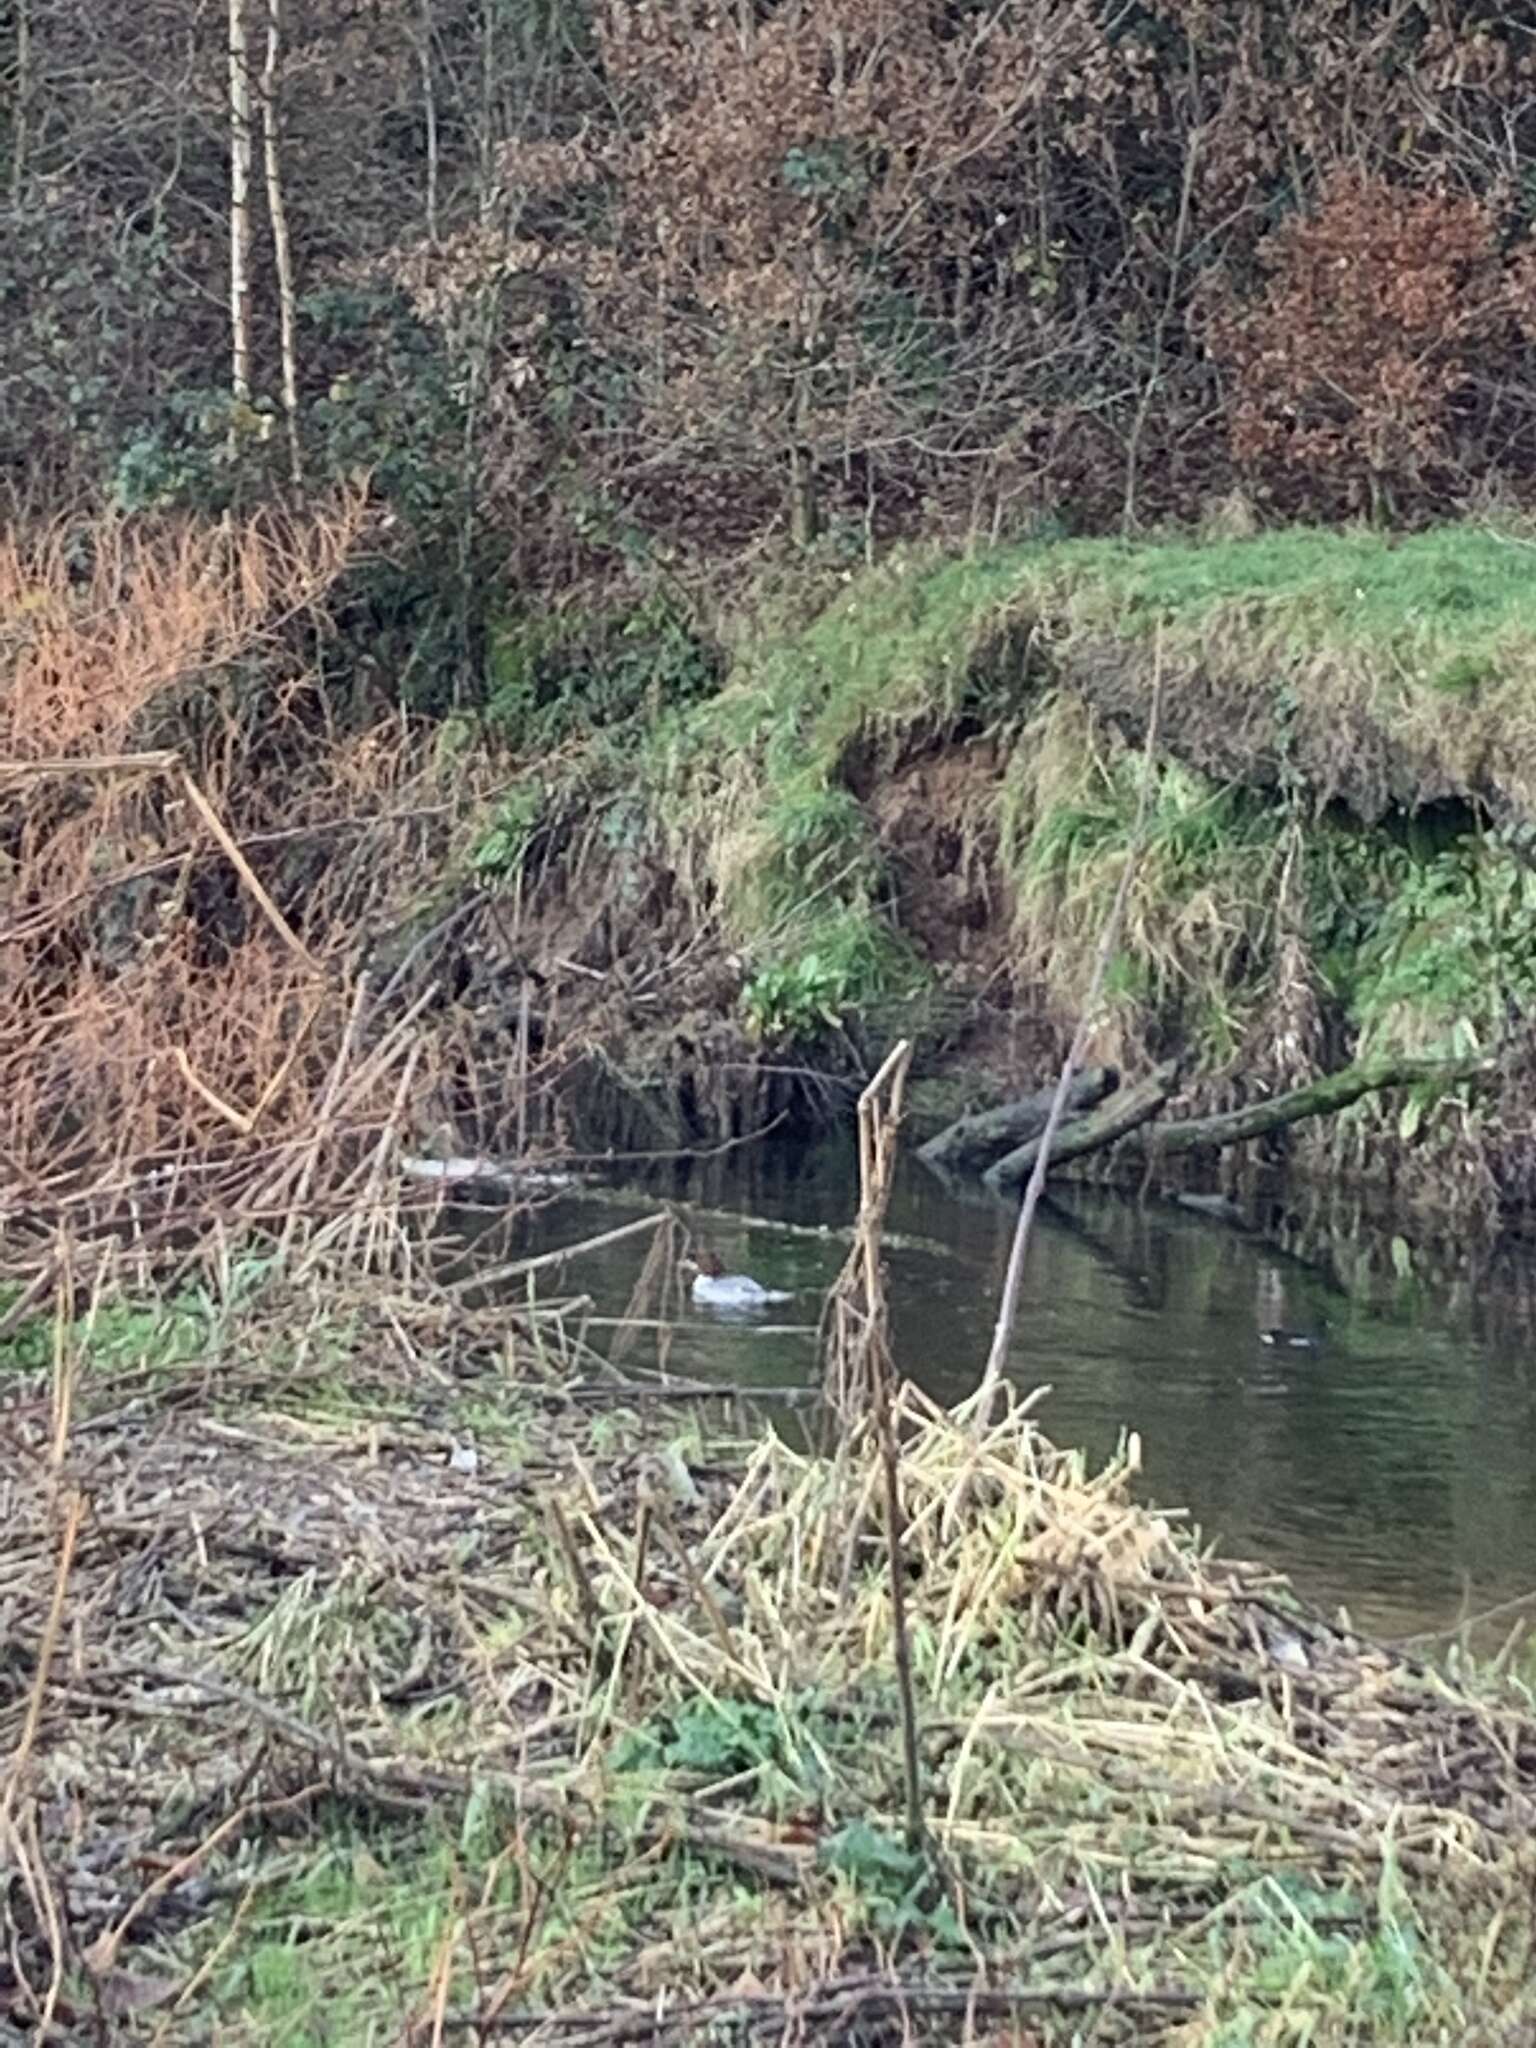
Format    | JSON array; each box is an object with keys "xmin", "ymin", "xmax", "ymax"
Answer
[
  {"xmin": 820, "ymin": 1821, "xmax": 964, "ymax": 1945},
  {"xmin": 486, "ymin": 593, "xmax": 720, "ymax": 752},
  {"xmin": 740, "ymin": 902, "xmax": 922, "ymax": 1044},
  {"xmin": 621, "ymin": 1697, "xmax": 788, "ymax": 1776},
  {"xmin": 472, "ymin": 783, "xmax": 545, "ymax": 881},
  {"xmin": 0, "ymin": 1289, "xmax": 209, "ymax": 1377},
  {"xmin": 1352, "ymin": 832, "xmax": 1536, "ymax": 1059},
  {"xmin": 741, "ymin": 952, "xmax": 852, "ymax": 1042}
]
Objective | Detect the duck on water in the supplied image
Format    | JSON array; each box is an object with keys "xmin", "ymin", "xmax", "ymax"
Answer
[{"xmin": 680, "ymin": 1249, "xmax": 794, "ymax": 1310}]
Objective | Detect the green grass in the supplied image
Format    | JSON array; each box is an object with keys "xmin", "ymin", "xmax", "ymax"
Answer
[
  {"xmin": 490, "ymin": 521, "xmax": 1536, "ymax": 1085},
  {"xmin": 1020, "ymin": 523, "xmax": 1536, "ymax": 656},
  {"xmin": 0, "ymin": 1285, "xmax": 211, "ymax": 1376},
  {"xmin": 207, "ymin": 1810, "xmax": 525, "ymax": 2046}
]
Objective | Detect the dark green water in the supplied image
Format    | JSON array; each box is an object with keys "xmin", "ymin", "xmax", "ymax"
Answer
[{"xmin": 474, "ymin": 1139, "xmax": 1536, "ymax": 1641}]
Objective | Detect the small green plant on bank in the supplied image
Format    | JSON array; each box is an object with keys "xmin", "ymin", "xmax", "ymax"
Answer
[
  {"xmin": 1352, "ymin": 829, "xmax": 1536, "ymax": 1060},
  {"xmin": 0, "ymin": 1286, "xmax": 210, "ymax": 1376},
  {"xmin": 740, "ymin": 905, "xmax": 923, "ymax": 1045},
  {"xmin": 471, "ymin": 781, "xmax": 544, "ymax": 881},
  {"xmin": 486, "ymin": 591, "xmax": 720, "ymax": 754},
  {"xmin": 741, "ymin": 951, "xmax": 852, "ymax": 1041}
]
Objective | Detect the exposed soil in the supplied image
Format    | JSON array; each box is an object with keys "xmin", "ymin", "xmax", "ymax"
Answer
[{"xmin": 866, "ymin": 740, "xmax": 1008, "ymax": 977}]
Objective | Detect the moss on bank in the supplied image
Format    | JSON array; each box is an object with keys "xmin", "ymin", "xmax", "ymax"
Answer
[{"xmin": 461, "ymin": 522, "xmax": 1536, "ymax": 1209}]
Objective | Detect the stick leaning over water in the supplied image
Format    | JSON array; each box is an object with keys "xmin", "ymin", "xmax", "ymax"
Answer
[{"xmin": 971, "ymin": 642, "xmax": 1163, "ymax": 1428}]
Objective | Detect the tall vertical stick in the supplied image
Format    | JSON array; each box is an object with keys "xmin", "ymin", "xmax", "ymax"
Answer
[
  {"xmin": 8, "ymin": 0, "xmax": 29, "ymax": 206},
  {"xmin": 975, "ymin": 641, "xmax": 1164, "ymax": 1425},
  {"xmin": 228, "ymin": 0, "xmax": 253, "ymax": 434},
  {"xmin": 419, "ymin": 0, "xmax": 440, "ymax": 244}
]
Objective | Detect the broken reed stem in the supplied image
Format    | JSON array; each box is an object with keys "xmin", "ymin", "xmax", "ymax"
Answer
[
  {"xmin": 822, "ymin": 1039, "xmax": 911, "ymax": 1420},
  {"xmin": 975, "ymin": 640, "xmax": 1165, "ymax": 1423},
  {"xmin": 179, "ymin": 766, "xmax": 321, "ymax": 972},
  {"xmin": 48, "ymin": 1233, "xmax": 74, "ymax": 1470},
  {"xmin": 878, "ymin": 1379, "xmax": 925, "ymax": 1856},
  {"xmin": 0, "ymin": 752, "xmax": 320, "ymax": 973},
  {"xmin": 272, "ymin": 972, "xmax": 370, "ymax": 1247},
  {"xmin": 446, "ymin": 1212, "xmax": 668, "ymax": 1294},
  {"xmin": 515, "ymin": 977, "xmax": 532, "ymax": 1162},
  {"xmin": 84, "ymin": 1783, "xmax": 325, "ymax": 1979},
  {"xmin": 823, "ymin": 1040, "xmax": 926, "ymax": 1853},
  {"xmin": 0, "ymin": 1489, "xmax": 83, "ymax": 1829}
]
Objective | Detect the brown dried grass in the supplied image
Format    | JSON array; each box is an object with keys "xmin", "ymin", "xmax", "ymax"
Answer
[
  {"xmin": 0, "ymin": 494, "xmax": 483, "ymax": 1209},
  {"xmin": 6, "ymin": 1249, "xmax": 1536, "ymax": 2043}
]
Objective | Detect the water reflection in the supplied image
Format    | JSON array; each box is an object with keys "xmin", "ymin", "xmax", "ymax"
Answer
[{"xmin": 463, "ymin": 1138, "xmax": 1536, "ymax": 1639}]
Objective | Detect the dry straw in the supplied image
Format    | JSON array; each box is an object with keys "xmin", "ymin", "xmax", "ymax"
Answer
[{"xmin": 3, "ymin": 1214, "xmax": 1536, "ymax": 2039}]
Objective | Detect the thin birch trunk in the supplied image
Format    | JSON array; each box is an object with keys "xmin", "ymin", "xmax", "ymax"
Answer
[
  {"xmin": 8, "ymin": 0, "xmax": 29, "ymax": 205},
  {"xmin": 228, "ymin": 0, "xmax": 253, "ymax": 432},
  {"xmin": 419, "ymin": 0, "xmax": 439, "ymax": 243},
  {"xmin": 259, "ymin": 0, "xmax": 301, "ymax": 483}
]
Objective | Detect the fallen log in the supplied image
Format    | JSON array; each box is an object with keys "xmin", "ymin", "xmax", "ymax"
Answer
[
  {"xmin": 917, "ymin": 1065, "xmax": 1119, "ymax": 1174},
  {"xmin": 986, "ymin": 1050, "xmax": 1498, "ymax": 1187},
  {"xmin": 984, "ymin": 1060, "xmax": 1181, "ymax": 1189},
  {"xmin": 1140, "ymin": 1052, "xmax": 1498, "ymax": 1157}
]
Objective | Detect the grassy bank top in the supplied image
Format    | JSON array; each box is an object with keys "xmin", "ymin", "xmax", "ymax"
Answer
[{"xmin": 677, "ymin": 523, "xmax": 1536, "ymax": 809}]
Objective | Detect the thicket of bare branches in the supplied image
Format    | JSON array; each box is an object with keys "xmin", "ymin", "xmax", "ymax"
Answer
[{"xmin": 7, "ymin": 0, "xmax": 1536, "ymax": 567}]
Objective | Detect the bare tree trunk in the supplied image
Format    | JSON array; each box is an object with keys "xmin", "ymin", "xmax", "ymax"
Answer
[
  {"xmin": 418, "ymin": 0, "xmax": 439, "ymax": 243},
  {"xmin": 228, "ymin": 0, "xmax": 253, "ymax": 432},
  {"xmin": 7, "ymin": 0, "xmax": 29, "ymax": 205},
  {"xmin": 259, "ymin": 0, "xmax": 301, "ymax": 483},
  {"xmin": 1121, "ymin": 123, "xmax": 1198, "ymax": 535}
]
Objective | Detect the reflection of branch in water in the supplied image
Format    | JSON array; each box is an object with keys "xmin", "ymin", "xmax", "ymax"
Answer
[
  {"xmin": 1039, "ymin": 1192, "xmax": 1160, "ymax": 1312},
  {"xmin": 1160, "ymin": 1189, "xmax": 1350, "ymax": 1304}
]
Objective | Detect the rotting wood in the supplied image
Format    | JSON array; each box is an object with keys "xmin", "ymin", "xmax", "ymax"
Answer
[
  {"xmin": 984, "ymin": 1059, "xmax": 1182, "ymax": 1189},
  {"xmin": 916, "ymin": 1065, "xmax": 1119, "ymax": 1174}
]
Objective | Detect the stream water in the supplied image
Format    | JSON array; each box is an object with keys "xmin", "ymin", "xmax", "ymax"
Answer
[{"xmin": 467, "ymin": 1138, "xmax": 1536, "ymax": 1642}]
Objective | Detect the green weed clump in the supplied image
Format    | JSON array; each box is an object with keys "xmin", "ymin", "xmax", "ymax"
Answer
[
  {"xmin": 1349, "ymin": 830, "xmax": 1536, "ymax": 1061},
  {"xmin": 0, "ymin": 1285, "xmax": 210, "ymax": 1377}
]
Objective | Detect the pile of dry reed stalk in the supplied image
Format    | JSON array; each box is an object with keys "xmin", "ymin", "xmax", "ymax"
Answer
[{"xmin": 5, "ymin": 1211, "xmax": 1536, "ymax": 2043}]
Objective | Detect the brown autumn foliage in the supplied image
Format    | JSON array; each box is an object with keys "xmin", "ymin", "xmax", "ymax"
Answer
[
  {"xmin": 7, "ymin": 0, "xmax": 1536, "ymax": 569},
  {"xmin": 506, "ymin": 0, "xmax": 1094, "ymax": 548},
  {"xmin": 397, "ymin": 0, "xmax": 1536, "ymax": 558},
  {"xmin": 0, "ymin": 492, "xmax": 477, "ymax": 1187},
  {"xmin": 1205, "ymin": 171, "xmax": 1528, "ymax": 519}
]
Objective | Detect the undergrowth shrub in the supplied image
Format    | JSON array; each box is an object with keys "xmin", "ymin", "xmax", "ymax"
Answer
[
  {"xmin": 1350, "ymin": 832, "xmax": 1536, "ymax": 1061},
  {"xmin": 485, "ymin": 592, "xmax": 721, "ymax": 752}
]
